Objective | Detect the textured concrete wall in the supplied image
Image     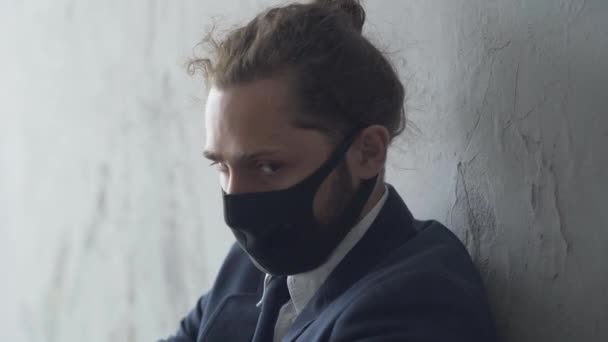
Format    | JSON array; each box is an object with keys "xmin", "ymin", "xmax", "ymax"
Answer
[
  {"xmin": 371, "ymin": 1, "xmax": 608, "ymax": 341},
  {"xmin": 1, "ymin": 1, "xmax": 606, "ymax": 341}
]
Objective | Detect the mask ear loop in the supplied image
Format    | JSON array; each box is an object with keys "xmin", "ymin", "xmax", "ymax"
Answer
[
  {"xmin": 310, "ymin": 125, "xmax": 369, "ymax": 179},
  {"xmin": 322, "ymin": 125, "xmax": 379, "ymax": 254}
]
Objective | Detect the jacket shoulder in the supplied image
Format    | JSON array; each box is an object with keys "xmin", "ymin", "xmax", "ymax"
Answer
[
  {"xmin": 330, "ymin": 221, "xmax": 497, "ymax": 341},
  {"xmin": 208, "ymin": 242, "xmax": 264, "ymax": 302},
  {"xmin": 185, "ymin": 242, "xmax": 263, "ymax": 333}
]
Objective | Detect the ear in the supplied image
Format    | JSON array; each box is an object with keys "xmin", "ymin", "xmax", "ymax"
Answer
[{"xmin": 347, "ymin": 125, "xmax": 390, "ymax": 180}]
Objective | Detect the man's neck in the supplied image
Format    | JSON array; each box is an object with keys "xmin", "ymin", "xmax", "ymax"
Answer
[{"xmin": 357, "ymin": 180, "xmax": 386, "ymax": 222}]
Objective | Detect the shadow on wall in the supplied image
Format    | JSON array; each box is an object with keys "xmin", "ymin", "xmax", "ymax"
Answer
[{"xmin": 446, "ymin": 2, "xmax": 608, "ymax": 341}]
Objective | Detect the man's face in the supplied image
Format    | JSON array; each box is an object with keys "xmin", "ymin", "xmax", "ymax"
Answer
[{"xmin": 203, "ymin": 77, "xmax": 356, "ymax": 224}]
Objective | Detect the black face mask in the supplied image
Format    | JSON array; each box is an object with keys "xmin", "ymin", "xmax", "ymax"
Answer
[{"xmin": 222, "ymin": 129, "xmax": 378, "ymax": 276}]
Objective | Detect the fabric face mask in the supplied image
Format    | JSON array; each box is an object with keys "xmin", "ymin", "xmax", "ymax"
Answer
[{"xmin": 222, "ymin": 129, "xmax": 378, "ymax": 276}]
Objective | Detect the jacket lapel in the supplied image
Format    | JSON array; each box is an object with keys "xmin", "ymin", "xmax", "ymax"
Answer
[{"xmin": 282, "ymin": 185, "xmax": 418, "ymax": 342}]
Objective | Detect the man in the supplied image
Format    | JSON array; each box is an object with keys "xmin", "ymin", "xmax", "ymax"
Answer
[{"xmin": 163, "ymin": 0, "xmax": 497, "ymax": 341}]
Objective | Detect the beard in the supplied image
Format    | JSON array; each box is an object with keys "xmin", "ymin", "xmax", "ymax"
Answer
[{"xmin": 318, "ymin": 161, "xmax": 357, "ymax": 226}]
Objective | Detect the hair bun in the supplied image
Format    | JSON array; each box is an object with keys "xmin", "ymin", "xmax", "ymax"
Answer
[{"xmin": 314, "ymin": 0, "xmax": 366, "ymax": 33}]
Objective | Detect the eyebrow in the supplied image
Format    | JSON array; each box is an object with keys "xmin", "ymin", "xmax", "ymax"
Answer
[{"xmin": 203, "ymin": 148, "xmax": 285, "ymax": 163}]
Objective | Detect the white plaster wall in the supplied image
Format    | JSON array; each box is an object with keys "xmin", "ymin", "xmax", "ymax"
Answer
[
  {"xmin": 370, "ymin": 1, "xmax": 608, "ymax": 341},
  {"xmin": 0, "ymin": 1, "xmax": 250, "ymax": 340},
  {"xmin": 1, "ymin": 0, "xmax": 606, "ymax": 341}
]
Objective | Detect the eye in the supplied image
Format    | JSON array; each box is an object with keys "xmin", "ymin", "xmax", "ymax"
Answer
[
  {"xmin": 257, "ymin": 161, "xmax": 281, "ymax": 175},
  {"xmin": 210, "ymin": 161, "xmax": 229, "ymax": 173}
]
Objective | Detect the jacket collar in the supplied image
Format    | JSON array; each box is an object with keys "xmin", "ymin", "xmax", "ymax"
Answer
[
  {"xmin": 199, "ymin": 185, "xmax": 417, "ymax": 342},
  {"xmin": 283, "ymin": 184, "xmax": 417, "ymax": 341}
]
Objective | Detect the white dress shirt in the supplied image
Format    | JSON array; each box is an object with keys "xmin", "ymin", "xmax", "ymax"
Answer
[{"xmin": 255, "ymin": 185, "xmax": 389, "ymax": 342}]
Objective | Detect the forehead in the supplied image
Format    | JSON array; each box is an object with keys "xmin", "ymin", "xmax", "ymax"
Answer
[
  {"xmin": 205, "ymin": 77, "xmax": 295, "ymax": 144},
  {"xmin": 204, "ymin": 77, "xmax": 330, "ymax": 160}
]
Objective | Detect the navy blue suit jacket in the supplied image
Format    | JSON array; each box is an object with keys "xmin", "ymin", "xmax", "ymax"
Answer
[{"xmin": 163, "ymin": 186, "xmax": 497, "ymax": 341}]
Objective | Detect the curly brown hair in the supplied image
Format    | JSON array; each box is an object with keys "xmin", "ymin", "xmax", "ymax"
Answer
[{"xmin": 188, "ymin": 0, "xmax": 406, "ymax": 144}]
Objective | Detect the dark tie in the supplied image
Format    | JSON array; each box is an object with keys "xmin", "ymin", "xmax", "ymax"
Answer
[{"xmin": 252, "ymin": 276, "xmax": 290, "ymax": 342}]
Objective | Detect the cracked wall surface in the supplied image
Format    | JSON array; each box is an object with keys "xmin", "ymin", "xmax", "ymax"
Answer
[
  {"xmin": 1, "ymin": 0, "xmax": 606, "ymax": 341},
  {"xmin": 377, "ymin": 0, "xmax": 608, "ymax": 341}
]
